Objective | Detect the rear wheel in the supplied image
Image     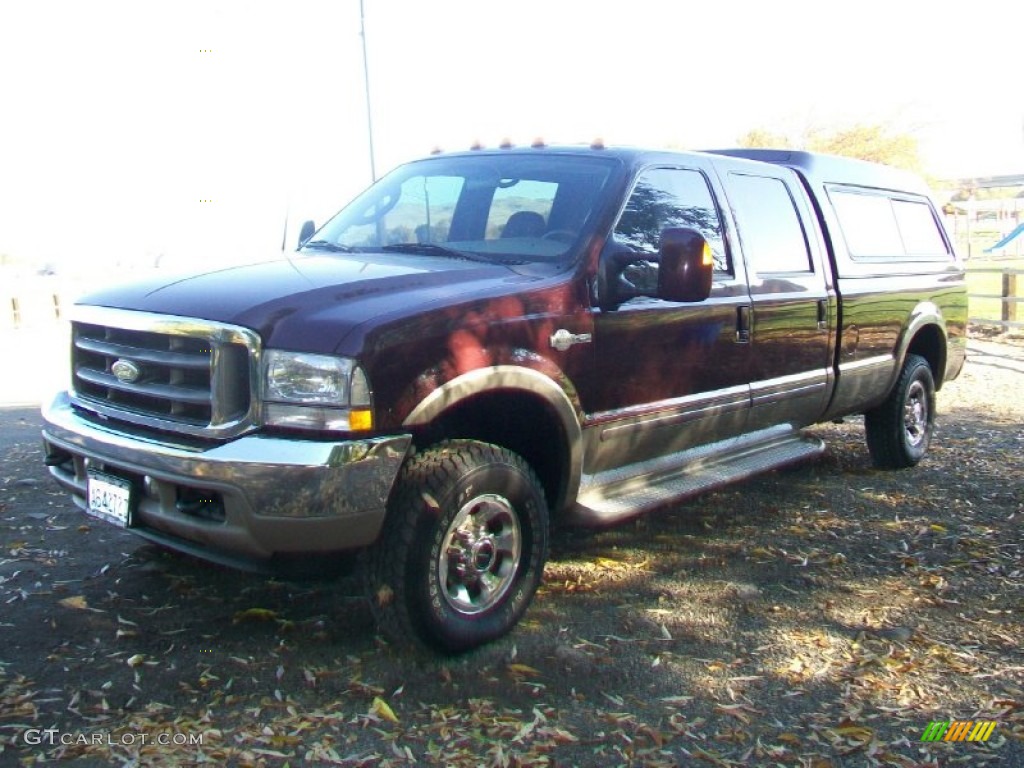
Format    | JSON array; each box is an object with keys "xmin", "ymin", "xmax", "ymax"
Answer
[
  {"xmin": 865, "ymin": 354, "xmax": 935, "ymax": 469},
  {"xmin": 364, "ymin": 440, "xmax": 549, "ymax": 653}
]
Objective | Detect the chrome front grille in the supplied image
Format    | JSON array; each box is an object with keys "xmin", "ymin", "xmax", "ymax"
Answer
[{"xmin": 69, "ymin": 306, "xmax": 261, "ymax": 439}]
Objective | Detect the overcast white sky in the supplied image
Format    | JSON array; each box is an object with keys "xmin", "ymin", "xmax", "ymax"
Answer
[{"xmin": 1, "ymin": 0, "xmax": 1021, "ymax": 271}]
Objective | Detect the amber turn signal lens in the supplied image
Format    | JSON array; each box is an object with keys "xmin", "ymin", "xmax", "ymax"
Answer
[{"xmin": 349, "ymin": 409, "xmax": 373, "ymax": 431}]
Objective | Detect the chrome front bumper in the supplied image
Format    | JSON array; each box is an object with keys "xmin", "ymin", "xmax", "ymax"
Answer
[{"xmin": 41, "ymin": 392, "xmax": 411, "ymax": 569}]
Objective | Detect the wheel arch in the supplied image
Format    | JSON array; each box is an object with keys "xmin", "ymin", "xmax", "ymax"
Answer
[
  {"xmin": 402, "ymin": 366, "xmax": 583, "ymax": 515},
  {"xmin": 897, "ymin": 304, "xmax": 949, "ymax": 389}
]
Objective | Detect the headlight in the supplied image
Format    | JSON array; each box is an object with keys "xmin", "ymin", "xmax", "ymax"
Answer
[{"xmin": 263, "ymin": 351, "xmax": 373, "ymax": 432}]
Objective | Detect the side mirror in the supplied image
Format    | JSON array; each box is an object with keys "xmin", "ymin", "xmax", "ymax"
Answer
[
  {"xmin": 595, "ymin": 246, "xmax": 641, "ymax": 311},
  {"xmin": 298, "ymin": 220, "xmax": 316, "ymax": 248},
  {"xmin": 658, "ymin": 228, "xmax": 713, "ymax": 303}
]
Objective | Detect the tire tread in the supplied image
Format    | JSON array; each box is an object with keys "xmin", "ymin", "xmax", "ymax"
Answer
[
  {"xmin": 864, "ymin": 354, "xmax": 934, "ymax": 469},
  {"xmin": 363, "ymin": 440, "xmax": 546, "ymax": 652}
]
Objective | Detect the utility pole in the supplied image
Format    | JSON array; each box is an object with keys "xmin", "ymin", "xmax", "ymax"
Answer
[{"xmin": 360, "ymin": 0, "xmax": 377, "ymax": 181}]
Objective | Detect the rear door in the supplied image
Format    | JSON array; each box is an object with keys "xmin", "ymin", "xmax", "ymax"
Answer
[{"xmin": 716, "ymin": 165, "xmax": 834, "ymax": 429}]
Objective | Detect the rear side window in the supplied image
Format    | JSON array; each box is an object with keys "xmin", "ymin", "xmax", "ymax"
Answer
[
  {"xmin": 828, "ymin": 188, "xmax": 949, "ymax": 259},
  {"xmin": 725, "ymin": 173, "xmax": 812, "ymax": 273},
  {"xmin": 892, "ymin": 199, "xmax": 948, "ymax": 256}
]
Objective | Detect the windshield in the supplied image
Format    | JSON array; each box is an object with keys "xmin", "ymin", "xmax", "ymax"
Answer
[{"xmin": 307, "ymin": 153, "xmax": 617, "ymax": 264}]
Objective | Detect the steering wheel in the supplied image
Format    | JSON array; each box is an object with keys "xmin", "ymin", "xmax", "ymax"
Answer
[{"xmin": 542, "ymin": 229, "xmax": 577, "ymax": 243}]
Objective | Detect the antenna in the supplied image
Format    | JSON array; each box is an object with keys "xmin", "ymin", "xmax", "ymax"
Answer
[
  {"xmin": 360, "ymin": 0, "xmax": 377, "ymax": 182},
  {"xmin": 280, "ymin": 199, "xmax": 289, "ymax": 252}
]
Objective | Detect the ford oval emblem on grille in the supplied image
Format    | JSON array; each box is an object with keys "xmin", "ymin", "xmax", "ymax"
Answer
[{"xmin": 111, "ymin": 359, "xmax": 141, "ymax": 383}]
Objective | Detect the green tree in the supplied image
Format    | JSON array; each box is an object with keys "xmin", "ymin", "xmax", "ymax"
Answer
[
  {"xmin": 737, "ymin": 128, "xmax": 790, "ymax": 150},
  {"xmin": 806, "ymin": 124, "xmax": 922, "ymax": 172},
  {"xmin": 736, "ymin": 122, "xmax": 923, "ymax": 172}
]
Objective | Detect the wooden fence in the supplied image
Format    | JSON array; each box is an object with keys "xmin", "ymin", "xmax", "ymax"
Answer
[
  {"xmin": 967, "ymin": 267, "xmax": 1023, "ymax": 329},
  {"xmin": 1, "ymin": 286, "xmax": 67, "ymax": 330}
]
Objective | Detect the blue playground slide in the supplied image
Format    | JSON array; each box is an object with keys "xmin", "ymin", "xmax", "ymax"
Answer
[{"xmin": 985, "ymin": 223, "xmax": 1024, "ymax": 252}]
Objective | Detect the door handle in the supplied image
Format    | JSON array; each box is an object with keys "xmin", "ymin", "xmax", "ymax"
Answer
[
  {"xmin": 736, "ymin": 305, "xmax": 751, "ymax": 344},
  {"xmin": 550, "ymin": 328, "xmax": 593, "ymax": 351},
  {"xmin": 817, "ymin": 299, "xmax": 828, "ymax": 331}
]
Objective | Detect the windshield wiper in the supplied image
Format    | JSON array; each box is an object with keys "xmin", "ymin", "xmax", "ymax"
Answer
[
  {"xmin": 379, "ymin": 242, "xmax": 490, "ymax": 263},
  {"xmin": 302, "ymin": 240, "xmax": 355, "ymax": 253}
]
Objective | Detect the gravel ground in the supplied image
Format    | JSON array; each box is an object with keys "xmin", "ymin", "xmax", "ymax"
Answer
[{"xmin": 0, "ymin": 338, "xmax": 1021, "ymax": 767}]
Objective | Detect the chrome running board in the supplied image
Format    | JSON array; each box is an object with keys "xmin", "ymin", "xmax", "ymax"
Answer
[{"xmin": 569, "ymin": 425, "xmax": 825, "ymax": 526}]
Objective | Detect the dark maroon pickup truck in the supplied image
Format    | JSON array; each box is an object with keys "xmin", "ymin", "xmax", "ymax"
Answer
[{"xmin": 42, "ymin": 145, "xmax": 967, "ymax": 651}]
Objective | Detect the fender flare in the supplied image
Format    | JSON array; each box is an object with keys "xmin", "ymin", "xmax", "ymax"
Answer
[
  {"xmin": 894, "ymin": 301, "xmax": 948, "ymax": 384},
  {"xmin": 402, "ymin": 365, "xmax": 584, "ymax": 510}
]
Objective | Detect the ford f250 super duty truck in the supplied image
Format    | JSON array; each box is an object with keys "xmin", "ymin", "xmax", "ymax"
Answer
[{"xmin": 41, "ymin": 145, "xmax": 967, "ymax": 651}]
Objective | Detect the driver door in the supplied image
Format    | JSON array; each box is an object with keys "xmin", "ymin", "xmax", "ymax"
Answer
[{"xmin": 580, "ymin": 165, "xmax": 753, "ymax": 472}]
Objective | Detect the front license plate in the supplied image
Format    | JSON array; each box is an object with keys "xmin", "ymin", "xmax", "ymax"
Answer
[{"xmin": 86, "ymin": 471, "xmax": 133, "ymax": 528}]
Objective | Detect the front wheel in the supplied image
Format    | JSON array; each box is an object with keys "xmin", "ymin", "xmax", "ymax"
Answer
[
  {"xmin": 364, "ymin": 440, "xmax": 549, "ymax": 653},
  {"xmin": 864, "ymin": 353, "xmax": 936, "ymax": 469}
]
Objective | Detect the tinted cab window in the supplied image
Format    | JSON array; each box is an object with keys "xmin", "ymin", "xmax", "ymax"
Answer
[
  {"xmin": 724, "ymin": 173, "xmax": 812, "ymax": 274},
  {"xmin": 614, "ymin": 168, "xmax": 728, "ymax": 273}
]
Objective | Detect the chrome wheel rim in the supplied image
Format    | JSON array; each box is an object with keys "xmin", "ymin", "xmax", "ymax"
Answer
[
  {"xmin": 438, "ymin": 493, "xmax": 522, "ymax": 615},
  {"xmin": 903, "ymin": 380, "xmax": 929, "ymax": 447}
]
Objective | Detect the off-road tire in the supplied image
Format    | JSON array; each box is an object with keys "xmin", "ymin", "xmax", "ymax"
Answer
[
  {"xmin": 364, "ymin": 440, "xmax": 549, "ymax": 653},
  {"xmin": 865, "ymin": 354, "xmax": 936, "ymax": 469}
]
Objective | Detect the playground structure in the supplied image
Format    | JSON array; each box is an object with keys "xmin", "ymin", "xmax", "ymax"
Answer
[
  {"xmin": 945, "ymin": 196, "xmax": 1024, "ymax": 330},
  {"xmin": 937, "ymin": 169, "xmax": 1022, "ymax": 259},
  {"xmin": 985, "ymin": 222, "xmax": 1024, "ymax": 253},
  {"xmin": 943, "ymin": 197, "xmax": 1023, "ymax": 259}
]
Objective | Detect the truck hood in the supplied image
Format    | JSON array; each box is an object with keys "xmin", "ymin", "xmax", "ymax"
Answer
[{"xmin": 77, "ymin": 253, "xmax": 539, "ymax": 354}]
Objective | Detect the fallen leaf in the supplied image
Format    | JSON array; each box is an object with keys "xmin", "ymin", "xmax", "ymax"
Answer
[
  {"xmin": 507, "ymin": 663, "xmax": 542, "ymax": 678},
  {"xmin": 232, "ymin": 608, "xmax": 278, "ymax": 623},
  {"xmin": 832, "ymin": 724, "xmax": 873, "ymax": 743},
  {"xmin": 661, "ymin": 695, "xmax": 694, "ymax": 706},
  {"xmin": 371, "ymin": 696, "xmax": 399, "ymax": 723},
  {"xmin": 375, "ymin": 585, "xmax": 394, "ymax": 607}
]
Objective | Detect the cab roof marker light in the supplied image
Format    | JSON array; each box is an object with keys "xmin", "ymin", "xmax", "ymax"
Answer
[
  {"xmin": 531, "ymin": 137, "xmax": 546, "ymax": 148},
  {"xmin": 591, "ymin": 137, "xmax": 606, "ymax": 150},
  {"xmin": 430, "ymin": 145, "xmax": 443, "ymax": 155},
  {"xmin": 499, "ymin": 138, "xmax": 514, "ymax": 149},
  {"xmin": 470, "ymin": 140, "xmax": 484, "ymax": 150}
]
